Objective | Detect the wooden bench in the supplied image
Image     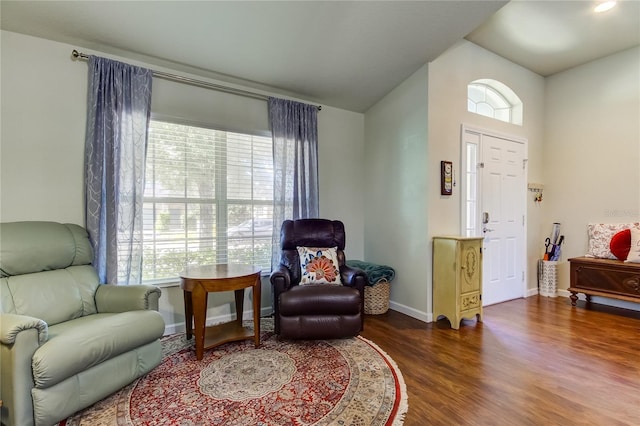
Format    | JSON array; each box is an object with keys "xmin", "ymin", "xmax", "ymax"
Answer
[{"xmin": 568, "ymin": 257, "xmax": 640, "ymax": 306}]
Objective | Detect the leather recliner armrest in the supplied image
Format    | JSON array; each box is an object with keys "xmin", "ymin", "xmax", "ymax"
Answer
[
  {"xmin": 95, "ymin": 284, "xmax": 162, "ymax": 313},
  {"xmin": 1, "ymin": 313, "xmax": 48, "ymax": 345},
  {"xmin": 340, "ymin": 265, "xmax": 367, "ymax": 291},
  {"xmin": 1, "ymin": 313, "xmax": 46, "ymax": 426},
  {"xmin": 270, "ymin": 264, "xmax": 292, "ymax": 294}
]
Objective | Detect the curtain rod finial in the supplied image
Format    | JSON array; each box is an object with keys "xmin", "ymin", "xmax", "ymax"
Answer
[{"xmin": 71, "ymin": 49, "xmax": 90, "ymax": 61}]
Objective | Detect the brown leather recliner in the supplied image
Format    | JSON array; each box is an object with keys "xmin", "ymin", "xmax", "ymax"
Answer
[{"xmin": 270, "ymin": 219, "xmax": 367, "ymax": 339}]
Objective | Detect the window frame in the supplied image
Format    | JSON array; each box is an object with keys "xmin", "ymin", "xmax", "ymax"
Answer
[
  {"xmin": 142, "ymin": 115, "xmax": 274, "ymax": 286},
  {"xmin": 467, "ymin": 79, "xmax": 523, "ymax": 126}
]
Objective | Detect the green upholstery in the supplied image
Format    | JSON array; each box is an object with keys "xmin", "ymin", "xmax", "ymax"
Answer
[
  {"xmin": 0, "ymin": 221, "xmax": 165, "ymax": 426},
  {"xmin": 0, "ymin": 221, "xmax": 93, "ymax": 276},
  {"xmin": 2, "ymin": 267, "xmax": 99, "ymax": 325}
]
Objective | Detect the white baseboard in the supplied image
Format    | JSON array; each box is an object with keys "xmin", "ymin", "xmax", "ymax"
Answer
[
  {"xmin": 525, "ymin": 287, "xmax": 541, "ymax": 297},
  {"xmin": 165, "ymin": 289, "xmax": 640, "ymax": 336},
  {"xmin": 166, "ymin": 302, "xmax": 434, "ymax": 335},
  {"xmin": 164, "ymin": 306, "xmax": 273, "ymax": 336},
  {"xmin": 525, "ymin": 288, "xmax": 640, "ymax": 312},
  {"xmin": 388, "ymin": 300, "xmax": 431, "ymax": 323}
]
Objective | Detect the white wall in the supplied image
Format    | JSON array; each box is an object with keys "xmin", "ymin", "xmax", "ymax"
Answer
[
  {"xmin": 0, "ymin": 30, "xmax": 366, "ymax": 330},
  {"xmin": 544, "ymin": 46, "xmax": 640, "ymax": 309},
  {"xmin": 318, "ymin": 106, "xmax": 365, "ymax": 258},
  {"xmin": 5, "ymin": 28, "xmax": 635, "ymax": 327},
  {"xmin": 427, "ymin": 40, "xmax": 546, "ymax": 303},
  {"xmin": 364, "ymin": 64, "xmax": 430, "ymax": 320},
  {"xmin": 363, "ymin": 40, "xmax": 545, "ymax": 321},
  {"xmin": 1, "ymin": 31, "xmax": 88, "ymax": 224}
]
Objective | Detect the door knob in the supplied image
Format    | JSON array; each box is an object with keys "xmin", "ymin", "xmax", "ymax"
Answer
[{"xmin": 483, "ymin": 227, "xmax": 494, "ymax": 233}]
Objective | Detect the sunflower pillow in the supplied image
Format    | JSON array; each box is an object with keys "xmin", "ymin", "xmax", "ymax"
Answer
[{"xmin": 297, "ymin": 246, "xmax": 342, "ymax": 285}]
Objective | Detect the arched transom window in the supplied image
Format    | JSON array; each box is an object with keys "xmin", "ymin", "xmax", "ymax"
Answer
[{"xmin": 467, "ymin": 79, "xmax": 523, "ymax": 126}]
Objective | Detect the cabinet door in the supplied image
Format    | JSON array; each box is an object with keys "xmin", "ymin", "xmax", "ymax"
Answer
[{"xmin": 460, "ymin": 240, "xmax": 481, "ymax": 294}]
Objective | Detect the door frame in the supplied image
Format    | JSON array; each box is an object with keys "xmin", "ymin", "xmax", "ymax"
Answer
[{"xmin": 460, "ymin": 123, "xmax": 529, "ymax": 304}]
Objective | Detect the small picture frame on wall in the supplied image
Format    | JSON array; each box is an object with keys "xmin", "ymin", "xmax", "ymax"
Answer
[{"xmin": 441, "ymin": 161, "xmax": 453, "ymax": 195}]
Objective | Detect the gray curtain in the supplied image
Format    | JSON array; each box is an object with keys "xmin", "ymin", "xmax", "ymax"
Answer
[
  {"xmin": 268, "ymin": 97, "xmax": 319, "ymax": 268},
  {"xmin": 85, "ymin": 56, "xmax": 152, "ymax": 284}
]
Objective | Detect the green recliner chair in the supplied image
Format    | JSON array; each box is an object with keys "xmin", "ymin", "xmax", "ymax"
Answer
[{"xmin": 0, "ymin": 221, "xmax": 165, "ymax": 426}]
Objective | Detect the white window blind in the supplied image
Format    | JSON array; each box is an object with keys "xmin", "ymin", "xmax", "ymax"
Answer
[{"xmin": 142, "ymin": 120, "xmax": 273, "ymax": 284}]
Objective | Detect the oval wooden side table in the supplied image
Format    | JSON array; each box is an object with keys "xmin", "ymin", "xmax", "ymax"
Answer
[{"xmin": 180, "ymin": 264, "xmax": 261, "ymax": 360}]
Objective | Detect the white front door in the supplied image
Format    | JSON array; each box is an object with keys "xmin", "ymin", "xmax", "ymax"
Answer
[
  {"xmin": 461, "ymin": 126, "xmax": 527, "ymax": 306},
  {"xmin": 480, "ymin": 134, "xmax": 526, "ymax": 305}
]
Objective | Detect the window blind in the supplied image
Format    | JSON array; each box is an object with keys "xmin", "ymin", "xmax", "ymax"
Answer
[{"xmin": 142, "ymin": 120, "xmax": 273, "ymax": 283}]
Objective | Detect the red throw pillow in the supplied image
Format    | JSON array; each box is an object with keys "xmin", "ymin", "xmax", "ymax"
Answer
[{"xmin": 610, "ymin": 229, "xmax": 631, "ymax": 260}]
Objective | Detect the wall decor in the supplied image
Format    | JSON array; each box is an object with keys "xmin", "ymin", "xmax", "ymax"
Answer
[{"xmin": 441, "ymin": 161, "xmax": 453, "ymax": 195}]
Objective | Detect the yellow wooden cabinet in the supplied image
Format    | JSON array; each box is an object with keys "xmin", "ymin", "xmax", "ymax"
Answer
[{"xmin": 433, "ymin": 236, "xmax": 483, "ymax": 329}]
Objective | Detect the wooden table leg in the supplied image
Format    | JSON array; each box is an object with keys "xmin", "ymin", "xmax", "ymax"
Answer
[
  {"xmin": 253, "ymin": 274, "xmax": 261, "ymax": 348},
  {"xmin": 234, "ymin": 288, "xmax": 244, "ymax": 326},
  {"xmin": 192, "ymin": 285, "xmax": 207, "ymax": 360},
  {"xmin": 569, "ymin": 291, "xmax": 578, "ymax": 306},
  {"xmin": 183, "ymin": 290, "xmax": 193, "ymax": 340}
]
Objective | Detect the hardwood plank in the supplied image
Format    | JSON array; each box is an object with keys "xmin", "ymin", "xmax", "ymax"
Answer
[{"xmin": 360, "ymin": 296, "xmax": 640, "ymax": 426}]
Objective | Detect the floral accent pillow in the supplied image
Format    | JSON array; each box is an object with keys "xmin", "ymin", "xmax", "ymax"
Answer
[
  {"xmin": 625, "ymin": 228, "xmax": 640, "ymax": 264},
  {"xmin": 297, "ymin": 246, "xmax": 342, "ymax": 285},
  {"xmin": 586, "ymin": 223, "xmax": 640, "ymax": 259}
]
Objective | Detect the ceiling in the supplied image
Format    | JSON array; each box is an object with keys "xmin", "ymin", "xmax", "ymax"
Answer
[
  {"xmin": 466, "ymin": 0, "xmax": 640, "ymax": 77},
  {"xmin": 1, "ymin": 1, "xmax": 639, "ymax": 113}
]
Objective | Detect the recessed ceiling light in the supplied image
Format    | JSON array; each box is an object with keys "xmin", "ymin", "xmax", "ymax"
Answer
[{"xmin": 594, "ymin": 1, "xmax": 617, "ymax": 13}]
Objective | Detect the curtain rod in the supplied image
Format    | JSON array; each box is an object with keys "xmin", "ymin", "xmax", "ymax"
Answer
[{"xmin": 71, "ymin": 50, "xmax": 321, "ymax": 111}]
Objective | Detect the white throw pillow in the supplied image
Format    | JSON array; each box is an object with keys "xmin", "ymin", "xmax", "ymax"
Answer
[
  {"xmin": 297, "ymin": 246, "xmax": 342, "ymax": 285},
  {"xmin": 625, "ymin": 228, "xmax": 640, "ymax": 263}
]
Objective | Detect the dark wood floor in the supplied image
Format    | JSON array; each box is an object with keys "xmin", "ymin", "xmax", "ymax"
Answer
[{"xmin": 360, "ymin": 296, "xmax": 640, "ymax": 426}]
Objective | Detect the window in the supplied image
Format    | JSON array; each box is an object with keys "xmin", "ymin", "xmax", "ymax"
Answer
[
  {"xmin": 464, "ymin": 141, "xmax": 478, "ymax": 237},
  {"xmin": 142, "ymin": 119, "xmax": 273, "ymax": 284},
  {"xmin": 467, "ymin": 79, "xmax": 523, "ymax": 126}
]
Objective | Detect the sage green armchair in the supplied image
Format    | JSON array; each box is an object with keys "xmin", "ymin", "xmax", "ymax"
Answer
[{"xmin": 0, "ymin": 222, "xmax": 165, "ymax": 426}]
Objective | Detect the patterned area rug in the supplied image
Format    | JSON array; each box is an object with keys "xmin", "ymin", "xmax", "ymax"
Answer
[{"xmin": 60, "ymin": 320, "xmax": 407, "ymax": 425}]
